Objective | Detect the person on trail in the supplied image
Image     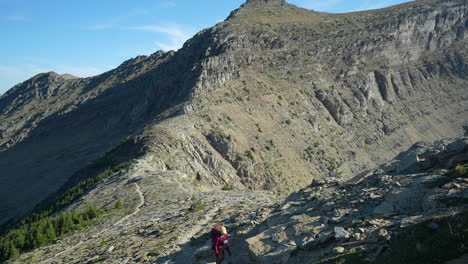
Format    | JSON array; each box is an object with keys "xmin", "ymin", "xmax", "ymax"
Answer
[{"xmin": 212, "ymin": 225, "xmax": 232, "ymax": 264}]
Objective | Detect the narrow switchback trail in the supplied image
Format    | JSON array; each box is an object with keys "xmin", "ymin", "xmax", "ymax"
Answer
[
  {"xmin": 41, "ymin": 182, "xmax": 146, "ymax": 263},
  {"xmin": 114, "ymin": 183, "xmax": 145, "ymax": 226}
]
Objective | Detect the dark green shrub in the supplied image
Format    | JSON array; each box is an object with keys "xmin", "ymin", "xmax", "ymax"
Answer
[
  {"xmin": 222, "ymin": 185, "xmax": 234, "ymax": 191},
  {"xmin": 454, "ymin": 164, "xmax": 467, "ymax": 177}
]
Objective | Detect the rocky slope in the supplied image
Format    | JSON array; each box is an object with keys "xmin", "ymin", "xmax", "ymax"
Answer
[
  {"xmin": 0, "ymin": 0, "xmax": 467, "ymax": 252},
  {"xmin": 8, "ymin": 135, "xmax": 468, "ymax": 264}
]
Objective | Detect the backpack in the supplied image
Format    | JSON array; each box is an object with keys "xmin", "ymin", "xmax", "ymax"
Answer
[
  {"xmin": 212, "ymin": 225, "xmax": 223, "ymax": 244},
  {"xmin": 212, "ymin": 224, "xmax": 222, "ymax": 234}
]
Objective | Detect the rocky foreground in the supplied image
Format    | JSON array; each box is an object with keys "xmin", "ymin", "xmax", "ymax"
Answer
[{"xmin": 8, "ymin": 135, "xmax": 467, "ymax": 264}]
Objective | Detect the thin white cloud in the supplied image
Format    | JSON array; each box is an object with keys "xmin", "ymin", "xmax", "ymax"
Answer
[
  {"xmin": 160, "ymin": 1, "xmax": 176, "ymax": 8},
  {"xmin": 133, "ymin": 25, "xmax": 195, "ymax": 51},
  {"xmin": 88, "ymin": 23, "xmax": 115, "ymax": 30},
  {"xmin": 154, "ymin": 40, "xmax": 181, "ymax": 52},
  {"xmin": 133, "ymin": 25, "xmax": 191, "ymax": 39}
]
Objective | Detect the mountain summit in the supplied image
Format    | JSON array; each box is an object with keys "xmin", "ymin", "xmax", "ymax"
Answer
[
  {"xmin": 246, "ymin": 0, "xmax": 286, "ymax": 4},
  {"xmin": 0, "ymin": 2, "xmax": 467, "ymax": 261}
]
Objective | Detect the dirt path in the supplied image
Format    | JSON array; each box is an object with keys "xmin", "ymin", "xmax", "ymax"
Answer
[
  {"xmin": 114, "ymin": 183, "xmax": 145, "ymax": 226},
  {"xmin": 173, "ymin": 207, "xmax": 218, "ymax": 263},
  {"xmin": 42, "ymin": 183, "xmax": 145, "ymax": 262}
]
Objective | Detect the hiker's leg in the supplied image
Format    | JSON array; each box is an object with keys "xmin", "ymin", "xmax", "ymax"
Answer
[
  {"xmin": 219, "ymin": 246, "xmax": 225, "ymax": 262},
  {"xmin": 225, "ymin": 245, "xmax": 232, "ymax": 256}
]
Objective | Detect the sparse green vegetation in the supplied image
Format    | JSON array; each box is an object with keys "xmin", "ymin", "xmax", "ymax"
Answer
[
  {"xmin": 189, "ymin": 198, "xmax": 205, "ymax": 213},
  {"xmin": 309, "ymin": 212, "xmax": 468, "ymax": 264},
  {"xmin": 304, "ymin": 146, "xmax": 314, "ymax": 160},
  {"xmin": 310, "ymin": 195, "xmax": 321, "ymax": 201},
  {"xmin": 329, "ymin": 159, "xmax": 337, "ymax": 172},
  {"xmin": 222, "ymin": 184, "xmax": 234, "ymax": 191},
  {"xmin": 375, "ymin": 211, "xmax": 468, "ymax": 264},
  {"xmin": 245, "ymin": 150, "xmax": 255, "ymax": 160},
  {"xmin": 41, "ymin": 162, "xmax": 130, "ymax": 217},
  {"xmin": 211, "ymin": 127, "xmax": 232, "ymax": 142},
  {"xmin": 151, "ymin": 240, "xmax": 169, "ymax": 256},
  {"xmin": 0, "ymin": 206, "xmax": 103, "ymax": 262},
  {"xmin": 268, "ymin": 139, "xmax": 274, "ymax": 145},
  {"xmin": 114, "ymin": 200, "xmax": 123, "ymax": 209},
  {"xmin": 256, "ymin": 123, "xmax": 263, "ymax": 133},
  {"xmin": 454, "ymin": 164, "xmax": 467, "ymax": 177}
]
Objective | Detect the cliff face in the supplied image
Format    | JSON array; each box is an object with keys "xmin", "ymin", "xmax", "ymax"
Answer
[
  {"xmin": 143, "ymin": 0, "xmax": 468, "ymax": 192},
  {"xmin": 0, "ymin": 0, "xmax": 467, "ymax": 225}
]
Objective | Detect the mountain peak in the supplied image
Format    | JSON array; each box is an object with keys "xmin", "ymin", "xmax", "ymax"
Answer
[{"xmin": 246, "ymin": 0, "xmax": 286, "ymax": 3}]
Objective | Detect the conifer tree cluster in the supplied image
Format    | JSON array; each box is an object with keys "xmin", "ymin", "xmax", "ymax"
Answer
[
  {"xmin": 0, "ymin": 162, "xmax": 131, "ymax": 261},
  {"xmin": 0, "ymin": 206, "xmax": 102, "ymax": 261}
]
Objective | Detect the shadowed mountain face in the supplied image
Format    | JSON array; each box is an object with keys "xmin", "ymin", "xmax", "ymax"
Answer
[{"xmin": 1, "ymin": 0, "xmax": 467, "ymax": 225}]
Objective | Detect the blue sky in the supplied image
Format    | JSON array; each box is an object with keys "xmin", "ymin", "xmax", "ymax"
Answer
[{"xmin": 0, "ymin": 0, "xmax": 411, "ymax": 94}]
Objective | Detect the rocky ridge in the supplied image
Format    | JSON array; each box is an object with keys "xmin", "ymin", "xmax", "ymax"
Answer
[{"xmin": 0, "ymin": 0, "xmax": 467, "ymax": 245}]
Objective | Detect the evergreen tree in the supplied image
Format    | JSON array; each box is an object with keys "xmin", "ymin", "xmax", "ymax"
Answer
[
  {"xmin": 32, "ymin": 224, "xmax": 46, "ymax": 248},
  {"xmin": 44, "ymin": 220, "xmax": 56, "ymax": 241},
  {"xmin": 8, "ymin": 241, "xmax": 19, "ymax": 259},
  {"xmin": 58, "ymin": 213, "xmax": 74, "ymax": 235},
  {"xmin": 0, "ymin": 204, "xmax": 104, "ymax": 261}
]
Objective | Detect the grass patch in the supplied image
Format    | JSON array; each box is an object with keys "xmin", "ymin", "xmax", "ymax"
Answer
[
  {"xmin": 235, "ymin": 153, "xmax": 244, "ymax": 162},
  {"xmin": 245, "ymin": 150, "xmax": 255, "ymax": 161},
  {"xmin": 222, "ymin": 184, "xmax": 234, "ymax": 191},
  {"xmin": 189, "ymin": 198, "xmax": 205, "ymax": 213},
  {"xmin": 114, "ymin": 200, "xmax": 123, "ymax": 209},
  {"xmin": 211, "ymin": 127, "xmax": 232, "ymax": 142}
]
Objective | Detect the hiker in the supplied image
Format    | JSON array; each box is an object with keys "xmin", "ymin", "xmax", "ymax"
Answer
[{"xmin": 212, "ymin": 225, "xmax": 232, "ymax": 264}]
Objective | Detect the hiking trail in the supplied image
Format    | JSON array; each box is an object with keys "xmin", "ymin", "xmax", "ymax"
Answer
[
  {"xmin": 43, "ymin": 182, "xmax": 145, "ymax": 262},
  {"xmin": 172, "ymin": 207, "xmax": 218, "ymax": 263}
]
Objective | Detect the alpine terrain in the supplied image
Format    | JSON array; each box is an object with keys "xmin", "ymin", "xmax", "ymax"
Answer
[{"xmin": 0, "ymin": 0, "xmax": 467, "ymax": 263}]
